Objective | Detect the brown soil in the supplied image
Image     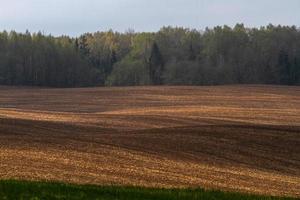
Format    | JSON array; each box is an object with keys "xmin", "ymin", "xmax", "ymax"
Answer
[{"xmin": 0, "ymin": 85, "xmax": 299, "ymax": 197}]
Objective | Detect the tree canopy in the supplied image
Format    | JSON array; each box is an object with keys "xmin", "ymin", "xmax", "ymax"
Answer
[{"xmin": 0, "ymin": 24, "xmax": 300, "ymax": 87}]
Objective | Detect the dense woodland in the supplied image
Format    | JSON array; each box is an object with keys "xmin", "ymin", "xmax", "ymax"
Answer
[{"xmin": 0, "ymin": 24, "xmax": 300, "ymax": 87}]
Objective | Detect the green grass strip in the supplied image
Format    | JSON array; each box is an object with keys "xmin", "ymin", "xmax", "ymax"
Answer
[{"xmin": 0, "ymin": 180, "xmax": 297, "ymax": 200}]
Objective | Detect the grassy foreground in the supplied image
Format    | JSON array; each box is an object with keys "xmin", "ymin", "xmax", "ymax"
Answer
[{"xmin": 0, "ymin": 180, "xmax": 297, "ymax": 200}]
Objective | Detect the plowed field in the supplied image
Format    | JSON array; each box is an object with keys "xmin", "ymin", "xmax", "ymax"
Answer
[{"xmin": 0, "ymin": 85, "xmax": 299, "ymax": 197}]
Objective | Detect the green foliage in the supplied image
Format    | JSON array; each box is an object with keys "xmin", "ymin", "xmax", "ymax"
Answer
[
  {"xmin": 1, "ymin": 24, "xmax": 300, "ymax": 87},
  {"xmin": 0, "ymin": 180, "xmax": 296, "ymax": 200},
  {"xmin": 149, "ymin": 42, "xmax": 164, "ymax": 85},
  {"xmin": 0, "ymin": 31, "xmax": 95, "ymax": 87},
  {"xmin": 106, "ymin": 59, "xmax": 149, "ymax": 86},
  {"xmin": 164, "ymin": 60, "xmax": 199, "ymax": 85}
]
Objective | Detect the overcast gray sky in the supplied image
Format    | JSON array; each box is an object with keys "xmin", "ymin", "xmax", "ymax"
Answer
[{"xmin": 0, "ymin": 0, "xmax": 299, "ymax": 36}]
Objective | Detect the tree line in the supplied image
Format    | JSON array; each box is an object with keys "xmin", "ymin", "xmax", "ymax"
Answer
[{"xmin": 0, "ymin": 24, "xmax": 299, "ymax": 87}]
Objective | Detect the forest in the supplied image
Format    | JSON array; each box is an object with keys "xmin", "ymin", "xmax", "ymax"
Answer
[{"xmin": 0, "ymin": 24, "xmax": 299, "ymax": 87}]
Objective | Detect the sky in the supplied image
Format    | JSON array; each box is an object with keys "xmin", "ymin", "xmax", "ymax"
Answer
[{"xmin": 0, "ymin": 0, "xmax": 299, "ymax": 36}]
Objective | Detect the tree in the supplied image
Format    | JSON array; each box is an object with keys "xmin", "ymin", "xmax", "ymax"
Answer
[
  {"xmin": 278, "ymin": 49, "xmax": 291, "ymax": 85},
  {"xmin": 106, "ymin": 59, "xmax": 149, "ymax": 86},
  {"xmin": 149, "ymin": 42, "xmax": 164, "ymax": 85},
  {"xmin": 0, "ymin": 24, "xmax": 300, "ymax": 87},
  {"xmin": 77, "ymin": 35, "xmax": 89, "ymax": 56},
  {"xmin": 188, "ymin": 44, "xmax": 196, "ymax": 61}
]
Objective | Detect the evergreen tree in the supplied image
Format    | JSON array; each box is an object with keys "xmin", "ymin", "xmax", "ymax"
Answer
[
  {"xmin": 278, "ymin": 49, "xmax": 291, "ymax": 84},
  {"xmin": 149, "ymin": 42, "xmax": 164, "ymax": 85}
]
